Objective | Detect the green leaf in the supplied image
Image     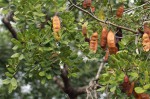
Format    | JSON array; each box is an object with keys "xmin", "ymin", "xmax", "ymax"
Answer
[
  {"xmin": 135, "ymin": 87, "xmax": 146, "ymax": 94},
  {"xmin": 39, "ymin": 71, "xmax": 45, "ymax": 76},
  {"xmin": 129, "ymin": 72, "xmax": 139, "ymax": 80},
  {"xmin": 41, "ymin": 78, "xmax": 46, "ymax": 84},
  {"xmin": 7, "ymin": 68, "xmax": 15, "ymax": 73},
  {"xmin": 12, "ymin": 45, "xmax": 18, "ymax": 50},
  {"xmin": 8, "ymin": 84, "xmax": 13, "ymax": 93},
  {"xmin": 143, "ymin": 84, "xmax": 150, "ymax": 90},
  {"xmin": 11, "ymin": 78, "xmax": 17, "ymax": 87},
  {"xmin": 19, "ymin": 54, "xmax": 25, "ymax": 60},
  {"xmin": 3, "ymin": 79, "xmax": 10, "ymax": 84},
  {"xmin": 11, "ymin": 53, "xmax": 20, "ymax": 58},
  {"xmin": 5, "ymin": 72, "xmax": 13, "ymax": 78},
  {"xmin": 33, "ymin": 12, "xmax": 45, "ymax": 17},
  {"xmin": 46, "ymin": 74, "xmax": 52, "ymax": 80},
  {"xmin": 97, "ymin": 87, "xmax": 106, "ymax": 92},
  {"xmin": 110, "ymin": 86, "xmax": 116, "ymax": 92},
  {"xmin": 29, "ymin": 73, "xmax": 33, "ymax": 78}
]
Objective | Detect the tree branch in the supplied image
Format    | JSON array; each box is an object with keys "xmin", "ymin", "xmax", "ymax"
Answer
[
  {"xmin": 68, "ymin": 0, "xmax": 137, "ymax": 34},
  {"xmin": 54, "ymin": 65, "xmax": 88, "ymax": 99},
  {"xmin": 60, "ymin": 65, "xmax": 71, "ymax": 89},
  {"xmin": 53, "ymin": 76, "xmax": 64, "ymax": 90},
  {"xmin": 95, "ymin": 61, "xmax": 105, "ymax": 80},
  {"xmin": 75, "ymin": 86, "xmax": 87, "ymax": 95},
  {"xmin": 2, "ymin": 11, "xmax": 17, "ymax": 39},
  {"xmin": 124, "ymin": 1, "xmax": 150, "ymax": 13}
]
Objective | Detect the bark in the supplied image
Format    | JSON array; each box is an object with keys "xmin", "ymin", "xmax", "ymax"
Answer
[
  {"xmin": 53, "ymin": 65, "xmax": 87, "ymax": 99},
  {"xmin": 2, "ymin": 11, "xmax": 17, "ymax": 39}
]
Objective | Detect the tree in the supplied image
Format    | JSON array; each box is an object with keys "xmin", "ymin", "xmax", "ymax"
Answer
[{"xmin": 1, "ymin": 0, "xmax": 150, "ymax": 98}]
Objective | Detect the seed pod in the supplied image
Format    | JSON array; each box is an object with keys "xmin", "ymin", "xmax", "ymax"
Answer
[
  {"xmin": 124, "ymin": 75, "xmax": 129, "ymax": 83},
  {"xmin": 116, "ymin": 5, "xmax": 124, "ymax": 18},
  {"xmin": 90, "ymin": 6, "xmax": 95, "ymax": 13},
  {"xmin": 144, "ymin": 23, "xmax": 150, "ymax": 37},
  {"xmin": 108, "ymin": 47, "xmax": 118, "ymax": 54},
  {"xmin": 107, "ymin": 31, "xmax": 117, "ymax": 54},
  {"xmin": 86, "ymin": 0, "xmax": 92, "ymax": 7},
  {"xmin": 127, "ymin": 82, "xmax": 135, "ymax": 96},
  {"xmin": 82, "ymin": 1, "xmax": 87, "ymax": 8},
  {"xmin": 139, "ymin": 93, "xmax": 150, "ymax": 99},
  {"xmin": 104, "ymin": 49, "xmax": 109, "ymax": 62},
  {"xmin": 100, "ymin": 27, "xmax": 108, "ymax": 50},
  {"xmin": 91, "ymin": 32, "xmax": 98, "ymax": 40},
  {"xmin": 107, "ymin": 30, "xmax": 118, "ymax": 54},
  {"xmin": 52, "ymin": 15, "xmax": 61, "ymax": 33},
  {"xmin": 82, "ymin": 23, "xmax": 87, "ymax": 37},
  {"xmin": 90, "ymin": 32, "xmax": 98, "ymax": 53},
  {"xmin": 107, "ymin": 31, "xmax": 116, "ymax": 48},
  {"xmin": 53, "ymin": 32, "xmax": 61, "ymax": 41},
  {"xmin": 142, "ymin": 33, "xmax": 150, "ymax": 52}
]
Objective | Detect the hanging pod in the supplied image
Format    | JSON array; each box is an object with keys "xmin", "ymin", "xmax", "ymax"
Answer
[
  {"xmin": 100, "ymin": 27, "xmax": 108, "ymax": 50},
  {"xmin": 90, "ymin": 32, "xmax": 98, "ymax": 53},
  {"xmin": 107, "ymin": 30, "xmax": 118, "ymax": 54},
  {"xmin": 52, "ymin": 15, "xmax": 61, "ymax": 33},
  {"xmin": 116, "ymin": 5, "xmax": 124, "ymax": 18},
  {"xmin": 142, "ymin": 33, "xmax": 150, "ymax": 52}
]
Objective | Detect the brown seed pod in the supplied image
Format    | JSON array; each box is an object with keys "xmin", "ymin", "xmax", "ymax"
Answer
[
  {"xmin": 124, "ymin": 75, "xmax": 129, "ymax": 83},
  {"xmin": 116, "ymin": 5, "xmax": 124, "ymax": 18},
  {"xmin": 52, "ymin": 15, "xmax": 61, "ymax": 33},
  {"xmin": 144, "ymin": 23, "xmax": 150, "ymax": 37},
  {"xmin": 86, "ymin": 0, "xmax": 92, "ymax": 7},
  {"xmin": 82, "ymin": 24, "xmax": 87, "ymax": 37},
  {"xmin": 108, "ymin": 47, "xmax": 118, "ymax": 54},
  {"xmin": 142, "ymin": 33, "xmax": 150, "ymax": 52},
  {"xmin": 82, "ymin": 1, "xmax": 87, "ymax": 8},
  {"xmin": 127, "ymin": 82, "xmax": 135, "ymax": 96},
  {"xmin": 104, "ymin": 49, "xmax": 109, "ymax": 62},
  {"xmin": 90, "ymin": 32, "xmax": 98, "ymax": 53},
  {"xmin": 100, "ymin": 27, "xmax": 108, "ymax": 50},
  {"xmin": 107, "ymin": 30, "xmax": 118, "ymax": 54},
  {"xmin": 107, "ymin": 31, "xmax": 116, "ymax": 47},
  {"xmin": 90, "ymin": 6, "xmax": 95, "ymax": 13}
]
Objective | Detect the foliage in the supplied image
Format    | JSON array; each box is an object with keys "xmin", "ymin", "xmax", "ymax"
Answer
[{"xmin": 1, "ymin": 0, "xmax": 150, "ymax": 98}]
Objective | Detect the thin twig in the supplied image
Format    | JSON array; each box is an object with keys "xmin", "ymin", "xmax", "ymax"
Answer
[
  {"xmin": 124, "ymin": 1, "xmax": 150, "ymax": 13},
  {"xmin": 95, "ymin": 61, "xmax": 105, "ymax": 80},
  {"xmin": 68, "ymin": 0, "xmax": 137, "ymax": 34}
]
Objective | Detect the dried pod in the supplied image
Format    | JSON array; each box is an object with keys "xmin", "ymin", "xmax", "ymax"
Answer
[
  {"xmin": 86, "ymin": 0, "xmax": 92, "ymax": 7},
  {"xmin": 124, "ymin": 75, "xmax": 129, "ymax": 83},
  {"xmin": 90, "ymin": 6, "xmax": 95, "ymax": 13},
  {"xmin": 108, "ymin": 47, "xmax": 118, "ymax": 54},
  {"xmin": 52, "ymin": 15, "xmax": 61, "ymax": 32},
  {"xmin": 107, "ymin": 31, "xmax": 116, "ymax": 47},
  {"xmin": 127, "ymin": 82, "xmax": 135, "ymax": 96},
  {"xmin": 142, "ymin": 33, "xmax": 150, "ymax": 52},
  {"xmin": 90, "ymin": 32, "xmax": 98, "ymax": 53},
  {"xmin": 100, "ymin": 27, "xmax": 108, "ymax": 50},
  {"xmin": 53, "ymin": 32, "xmax": 61, "ymax": 41},
  {"xmin": 82, "ymin": 24, "xmax": 87, "ymax": 37},
  {"xmin": 144, "ymin": 23, "xmax": 150, "ymax": 37},
  {"xmin": 140, "ymin": 93, "xmax": 150, "ymax": 99},
  {"xmin": 107, "ymin": 31, "xmax": 118, "ymax": 54},
  {"xmin": 82, "ymin": 1, "xmax": 87, "ymax": 8},
  {"xmin": 104, "ymin": 49, "xmax": 109, "ymax": 62},
  {"xmin": 116, "ymin": 5, "xmax": 124, "ymax": 18},
  {"xmin": 90, "ymin": 40, "xmax": 98, "ymax": 53}
]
